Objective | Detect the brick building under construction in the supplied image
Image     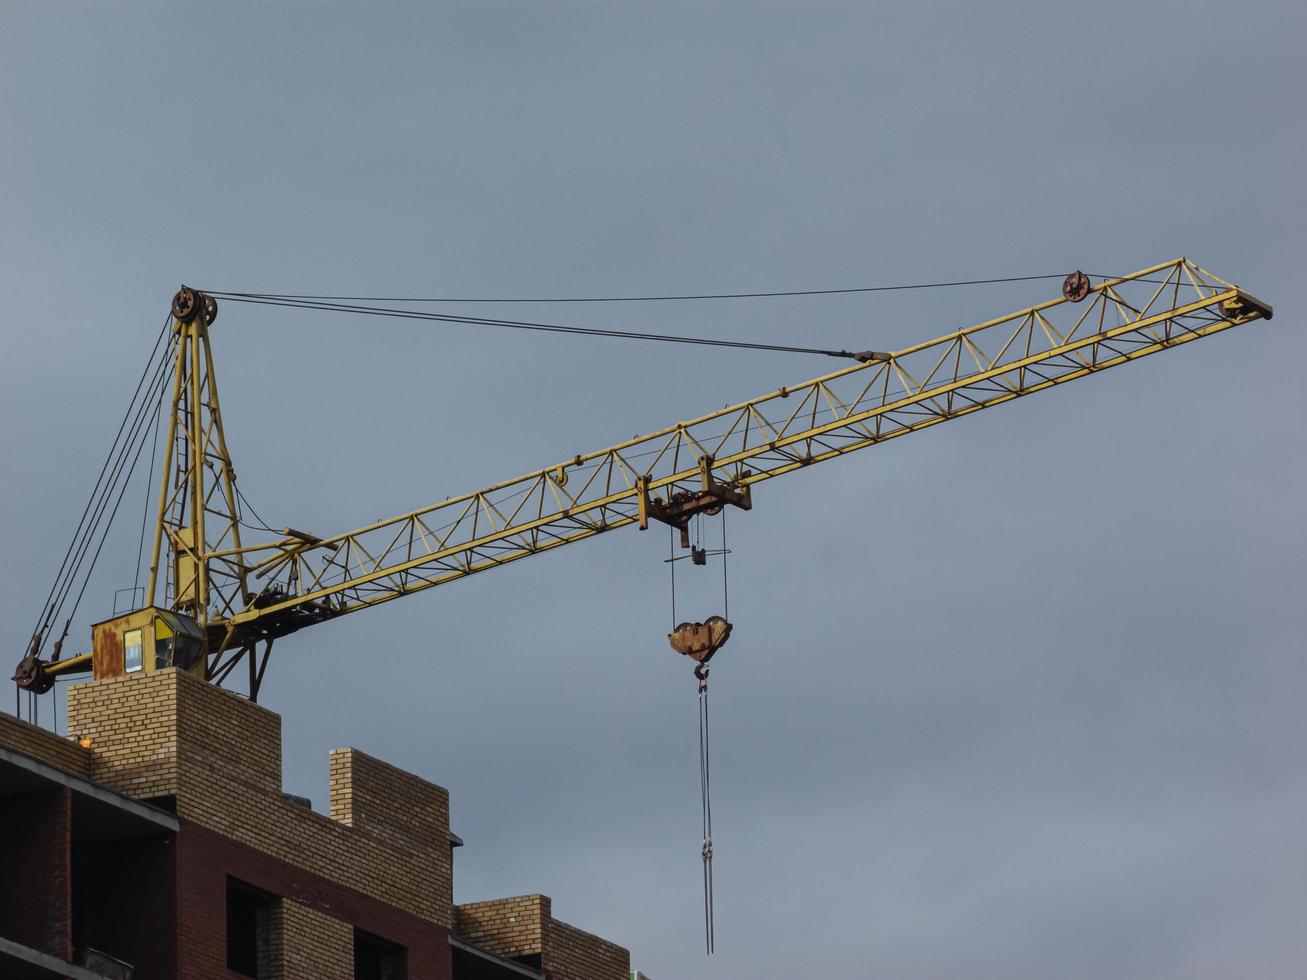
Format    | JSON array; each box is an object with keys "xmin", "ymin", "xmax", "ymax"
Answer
[{"xmin": 0, "ymin": 669, "xmax": 639, "ymax": 979}]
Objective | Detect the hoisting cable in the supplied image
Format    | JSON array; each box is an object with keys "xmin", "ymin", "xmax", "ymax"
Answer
[
  {"xmin": 698, "ymin": 510, "xmax": 731, "ymax": 954},
  {"xmin": 721, "ymin": 509, "xmax": 729, "ymax": 623},
  {"xmin": 666, "ymin": 520, "xmax": 719, "ymax": 953},
  {"xmin": 669, "ymin": 526, "xmax": 678, "ymax": 629},
  {"xmin": 197, "ymin": 293, "xmax": 882, "ymax": 361},
  {"xmin": 667, "ymin": 512, "xmax": 733, "ymax": 955},
  {"xmin": 698, "ymin": 659, "xmax": 715, "ymax": 955}
]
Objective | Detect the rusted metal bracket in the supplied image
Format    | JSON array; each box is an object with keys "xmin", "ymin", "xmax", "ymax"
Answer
[{"xmin": 637, "ymin": 455, "xmax": 752, "ymax": 548}]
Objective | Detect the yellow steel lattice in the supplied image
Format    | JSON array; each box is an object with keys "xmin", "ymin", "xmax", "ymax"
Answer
[{"xmin": 207, "ymin": 258, "xmax": 1270, "ymax": 645}]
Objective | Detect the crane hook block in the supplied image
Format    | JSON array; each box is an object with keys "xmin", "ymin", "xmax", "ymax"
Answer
[{"xmin": 669, "ymin": 615, "xmax": 732, "ymax": 665}]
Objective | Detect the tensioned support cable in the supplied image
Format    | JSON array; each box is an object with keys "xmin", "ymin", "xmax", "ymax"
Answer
[
  {"xmin": 28, "ymin": 314, "xmax": 175, "ymax": 658},
  {"xmin": 31, "ymin": 329, "xmax": 177, "ymax": 665},
  {"xmin": 199, "ymin": 271, "xmax": 1114, "ymax": 360},
  {"xmin": 198, "ymin": 272, "xmax": 1074, "ymax": 305},
  {"xmin": 61, "ymin": 340, "xmax": 178, "ymax": 637},
  {"xmin": 199, "ymin": 292, "xmax": 884, "ymax": 360}
]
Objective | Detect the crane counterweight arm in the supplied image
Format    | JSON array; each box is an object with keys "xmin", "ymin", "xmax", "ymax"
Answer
[{"xmin": 207, "ymin": 258, "xmax": 1270, "ymax": 648}]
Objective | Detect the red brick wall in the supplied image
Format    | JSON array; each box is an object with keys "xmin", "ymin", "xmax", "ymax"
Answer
[
  {"xmin": 176, "ymin": 820, "xmax": 452, "ymax": 980},
  {"xmin": 0, "ymin": 786, "xmax": 72, "ymax": 959}
]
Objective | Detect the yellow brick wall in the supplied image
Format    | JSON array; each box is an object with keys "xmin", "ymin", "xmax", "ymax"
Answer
[
  {"xmin": 545, "ymin": 919, "xmax": 630, "ymax": 980},
  {"xmin": 455, "ymin": 894, "xmax": 631, "ymax": 980},
  {"xmin": 456, "ymin": 894, "xmax": 548, "ymax": 960},
  {"xmin": 274, "ymin": 900, "xmax": 355, "ymax": 980},
  {"xmin": 68, "ymin": 672, "xmax": 181, "ymax": 798},
  {"xmin": 66, "ymin": 669, "xmax": 453, "ymax": 928},
  {"xmin": 0, "ymin": 711, "xmax": 90, "ymax": 777}
]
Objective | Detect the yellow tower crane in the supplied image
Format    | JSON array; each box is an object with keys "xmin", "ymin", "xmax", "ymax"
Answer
[{"xmin": 12, "ymin": 258, "xmax": 1273, "ymax": 701}]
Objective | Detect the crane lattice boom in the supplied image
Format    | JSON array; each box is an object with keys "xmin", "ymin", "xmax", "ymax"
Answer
[{"xmin": 22, "ymin": 257, "xmax": 1273, "ymax": 695}]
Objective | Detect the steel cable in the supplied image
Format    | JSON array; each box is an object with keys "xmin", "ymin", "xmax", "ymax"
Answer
[
  {"xmin": 199, "ymin": 292, "xmax": 874, "ymax": 359},
  {"xmin": 699, "ymin": 675, "xmax": 715, "ymax": 955},
  {"xmin": 59, "ymin": 340, "xmax": 178, "ymax": 638},
  {"xmin": 133, "ymin": 370, "xmax": 169, "ymax": 599},
  {"xmin": 28, "ymin": 314, "xmax": 174, "ymax": 653},
  {"xmin": 200, "ymin": 272, "xmax": 1075, "ymax": 304},
  {"xmin": 37, "ymin": 332, "xmax": 176, "ymax": 657}
]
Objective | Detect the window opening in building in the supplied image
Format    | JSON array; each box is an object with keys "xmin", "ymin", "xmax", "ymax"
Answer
[
  {"xmin": 227, "ymin": 878, "xmax": 274, "ymax": 978},
  {"xmin": 355, "ymin": 928, "xmax": 407, "ymax": 980},
  {"xmin": 123, "ymin": 629, "xmax": 143, "ymax": 673}
]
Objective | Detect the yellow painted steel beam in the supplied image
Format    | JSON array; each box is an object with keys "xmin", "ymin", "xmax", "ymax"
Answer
[
  {"xmin": 41, "ymin": 652, "xmax": 93, "ymax": 678},
  {"xmin": 207, "ymin": 259, "xmax": 1270, "ymax": 644}
]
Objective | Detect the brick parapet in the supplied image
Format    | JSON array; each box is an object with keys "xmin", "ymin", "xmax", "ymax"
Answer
[
  {"xmin": 0, "ymin": 710, "xmax": 91, "ymax": 776},
  {"xmin": 66, "ymin": 669, "xmax": 454, "ymax": 929},
  {"xmin": 455, "ymin": 894, "xmax": 631, "ymax": 980},
  {"xmin": 68, "ymin": 671, "xmax": 180, "ymax": 798},
  {"xmin": 330, "ymin": 747, "xmax": 449, "ymax": 839},
  {"xmin": 545, "ymin": 918, "xmax": 630, "ymax": 980},
  {"xmin": 456, "ymin": 894, "xmax": 549, "ymax": 960}
]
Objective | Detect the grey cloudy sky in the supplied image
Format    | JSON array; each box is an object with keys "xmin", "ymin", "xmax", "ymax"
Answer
[{"xmin": 3, "ymin": 2, "xmax": 1305, "ymax": 977}]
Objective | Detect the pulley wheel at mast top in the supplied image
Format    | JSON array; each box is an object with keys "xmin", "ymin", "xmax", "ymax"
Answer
[{"xmin": 171, "ymin": 287, "xmax": 218, "ymax": 324}]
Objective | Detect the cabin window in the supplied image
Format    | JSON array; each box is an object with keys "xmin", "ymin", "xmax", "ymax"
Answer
[{"xmin": 124, "ymin": 629, "xmax": 143, "ymax": 673}]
